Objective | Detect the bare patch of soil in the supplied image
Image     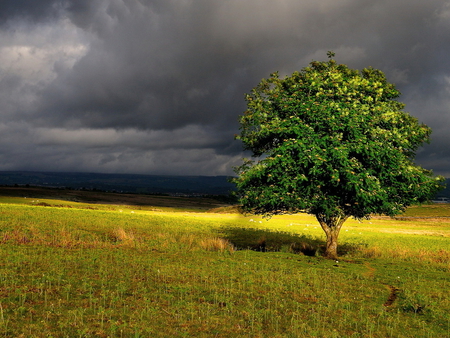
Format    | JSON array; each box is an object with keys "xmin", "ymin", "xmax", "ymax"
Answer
[{"xmin": 383, "ymin": 285, "xmax": 400, "ymax": 307}]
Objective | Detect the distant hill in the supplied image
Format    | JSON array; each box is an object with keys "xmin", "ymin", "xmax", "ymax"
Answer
[
  {"xmin": 435, "ymin": 178, "xmax": 450, "ymax": 199},
  {"xmin": 0, "ymin": 171, "xmax": 236, "ymax": 196},
  {"xmin": 0, "ymin": 171, "xmax": 447, "ymax": 200}
]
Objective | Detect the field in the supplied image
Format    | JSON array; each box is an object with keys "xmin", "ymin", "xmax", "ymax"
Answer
[{"xmin": 0, "ymin": 188, "xmax": 449, "ymax": 337}]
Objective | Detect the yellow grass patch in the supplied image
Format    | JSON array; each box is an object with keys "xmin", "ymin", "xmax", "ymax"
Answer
[
  {"xmin": 374, "ymin": 228, "xmax": 450, "ymax": 237},
  {"xmin": 113, "ymin": 227, "xmax": 136, "ymax": 242},
  {"xmin": 199, "ymin": 237, "xmax": 235, "ymax": 253}
]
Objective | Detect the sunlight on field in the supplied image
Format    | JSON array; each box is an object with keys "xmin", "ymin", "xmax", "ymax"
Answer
[{"xmin": 0, "ymin": 195, "xmax": 449, "ymax": 337}]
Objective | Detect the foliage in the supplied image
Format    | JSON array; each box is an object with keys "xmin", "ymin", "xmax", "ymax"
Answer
[{"xmin": 234, "ymin": 53, "xmax": 445, "ymax": 258}]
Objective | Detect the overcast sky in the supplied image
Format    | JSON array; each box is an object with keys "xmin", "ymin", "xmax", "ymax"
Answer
[{"xmin": 1, "ymin": 0, "xmax": 449, "ymax": 176}]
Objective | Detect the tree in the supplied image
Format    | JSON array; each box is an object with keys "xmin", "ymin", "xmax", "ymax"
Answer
[{"xmin": 234, "ymin": 54, "xmax": 445, "ymax": 259}]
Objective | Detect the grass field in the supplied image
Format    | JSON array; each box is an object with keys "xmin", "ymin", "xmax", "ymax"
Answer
[{"xmin": 0, "ymin": 188, "xmax": 449, "ymax": 337}]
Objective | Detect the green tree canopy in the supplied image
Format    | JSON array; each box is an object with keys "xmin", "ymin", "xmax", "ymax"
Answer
[{"xmin": 234, "ymin": 54, "xmax": 445, "ymax": 259}]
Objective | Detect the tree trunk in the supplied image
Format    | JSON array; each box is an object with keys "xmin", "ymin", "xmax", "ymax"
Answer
[
  {"xmin": 324, "ymin": 227, "xmax": 339, "ymax": 259},
  {"xmin": 316, "ymin": 214, "xmax": 349, "ymax": 260}
]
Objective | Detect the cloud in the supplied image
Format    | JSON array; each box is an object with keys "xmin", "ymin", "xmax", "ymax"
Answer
[
  {"xmin": 0, "ymin": 121, "xmax": 241, "ymax": 175},
  {"xmin": 0, "ymin": 0, "xmax": 449, "ymax": 176},
  {"xmin": 34, "ymin": 125, "xmax": 231, "ymax": 151},
  {"xmin": 0, "ymin": 0, "xmax": 62, "ymax": 25}
]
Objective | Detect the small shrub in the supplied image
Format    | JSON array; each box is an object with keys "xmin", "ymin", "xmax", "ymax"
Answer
[
  {"xmin": 199, "ymin": 237, "xmax": 234, "ymax": 253},
  {"xmin": 112, "ymin": 227, "xmax": 135, "ymax": 243}
]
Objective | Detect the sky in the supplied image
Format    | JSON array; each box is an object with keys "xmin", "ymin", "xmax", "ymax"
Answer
[{"xmin": 1, "ymin": 0, "xmax": 450, "ymax": 177}]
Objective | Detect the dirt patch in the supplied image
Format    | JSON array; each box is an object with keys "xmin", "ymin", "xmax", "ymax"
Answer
[
  {"xmin": 383, "ymin": 285, "xmax": 400, "ymax": 307},
  {"xmin": 362, "ymin": 262, "xmax": 400, "ymax": 308}
]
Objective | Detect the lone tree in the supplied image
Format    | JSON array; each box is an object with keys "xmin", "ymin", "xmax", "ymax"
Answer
[{"xmin": 234, "ymin": 53, "xmax": 445, "ymax": 259}]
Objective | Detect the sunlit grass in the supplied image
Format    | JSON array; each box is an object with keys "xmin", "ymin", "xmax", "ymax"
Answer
[{"xmin": 0, "ymin": 198, "xmax": 449, "ymax": 337}]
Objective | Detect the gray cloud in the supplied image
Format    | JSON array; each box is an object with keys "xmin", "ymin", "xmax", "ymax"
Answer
[
  {"xmin": 0, "ymin": 0, "xmax": 63, "ymax": 25},
  {"xmin": 1, "ymin": 0, "xmax": 450, "ymax": 176}
]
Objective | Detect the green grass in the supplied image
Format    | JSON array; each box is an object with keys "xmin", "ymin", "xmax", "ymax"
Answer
[
  {"xmin": 0, "ymin": 187, "xmax": 229, "ymax": 212},
  {"xmin": 0, "ymin": 195, "xmax": 449, "ymax": 337},
  {"xmin": 401, "ymin": 203, "xmax": 450, "ymax": 217}
]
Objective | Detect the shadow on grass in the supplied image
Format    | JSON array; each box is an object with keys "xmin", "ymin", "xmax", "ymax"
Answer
[{"xmin": 219, "ymin": 226, "xmax": 362, "ymax": 257}]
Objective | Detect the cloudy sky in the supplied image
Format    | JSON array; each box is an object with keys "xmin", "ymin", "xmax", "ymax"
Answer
[{"xmin": 1, "ymin": 0, "xmax": 449, "ymax": 176}]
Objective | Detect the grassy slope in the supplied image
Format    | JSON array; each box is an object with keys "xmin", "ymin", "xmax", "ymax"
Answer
[
  {"xmin": 0, "ymin": 186, "xmax": 229, "ymax": 211},
  {"xmin": 0, "ymin": 189, "xmax": 449, "ymax": 337}
]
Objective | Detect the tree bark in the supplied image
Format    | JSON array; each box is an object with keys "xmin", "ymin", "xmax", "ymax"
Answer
[{"xmin": 316, "ymin": 214, "xmax": 349, "ymax": 260}]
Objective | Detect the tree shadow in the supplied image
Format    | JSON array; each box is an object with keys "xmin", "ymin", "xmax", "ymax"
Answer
[
  {"xmin": 219, "ymin": 226, "xmax": 321, "ymax": 256},
  {"xmin": 219, "ymin": 226, "xmax": 362, "ymax": 257}
]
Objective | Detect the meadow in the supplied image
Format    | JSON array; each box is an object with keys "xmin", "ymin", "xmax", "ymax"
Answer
[{"xmin": 0, "ymin": 189, "xmax": 449, "ymax": 337}]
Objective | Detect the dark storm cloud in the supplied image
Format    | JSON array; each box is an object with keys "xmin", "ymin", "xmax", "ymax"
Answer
[
  {"xmin": 37, "ymin": 0, "xmax": 260, "ymax": 132},
  {"xmin": 40, "ymin": 0, "xmax": 449, "ymax": 130},
  {"xmin": 0, "ymin": 0, "xmax": 62, "ymax": 24},
  {"xmin": 1, "ymin": 0, "xmax": 450, "ymax": 175}
]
